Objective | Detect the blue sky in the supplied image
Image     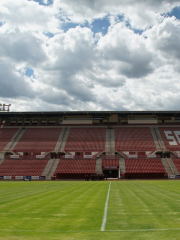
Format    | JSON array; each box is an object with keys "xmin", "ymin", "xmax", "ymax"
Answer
[
  {"xmin": 1, "ymin": 0, "xmax": 180, "ymax": 111},
  {"xmin": 91, "ymin": 17, "xmax": 110, "ymax": 35},
  {"xmin": 0, "ymin": 22, "xmax": 5, "ymax": 27},
  {"xmin": 169, "ymin": 6, "xmax": 180, "ymax": 19},
  {"xmin": 25, "ymin": 68, "xmax": 34, "ymax": 77},
  {"xmin": 61, "ymin": 17, "xmax": 110, "ymax": 35}
]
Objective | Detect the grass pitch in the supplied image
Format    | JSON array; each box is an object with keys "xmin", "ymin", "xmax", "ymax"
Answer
[{"xmin": 0, "ymin": 180, "xmax": 180, "ymax": 240}]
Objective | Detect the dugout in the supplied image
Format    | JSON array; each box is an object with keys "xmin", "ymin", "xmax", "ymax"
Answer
[{"xmin": 102, "ymin": 168, "xmax": 119, "ymax": 178}]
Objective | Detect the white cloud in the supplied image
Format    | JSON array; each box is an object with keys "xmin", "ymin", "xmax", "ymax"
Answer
[
  {"xmin": 0, "ymin": 0, "xmax": 180, "ymax": 111},
  {"xmin": 146, "ymin": 17, "xmax": 180, "ymax": 62},
  {"xmin": 54, "ymin": 0, "xmax": 180, "ymax": 29},
  {"xmin": 0, "ymin": 60, "xmax": 36, "ymax": 98},
  {"xmin": 0, "ymin": 0, "xmax": 60, "ymax": 33},
  {"xmin": 0, "ymin": 29, "xmax": 47, "ymax": 64},
  {"xmin": 97, "ymin": 22, "xmax": 154, "ymax": 78}
]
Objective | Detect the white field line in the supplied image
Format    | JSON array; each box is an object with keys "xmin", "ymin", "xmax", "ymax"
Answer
[
  {"xmin": 106, "ymin": 228, "xmax": 180, "ymax": 232},
  {"xmin": 1, "ymin": 228, "xmax": 180, "ymax": 233},
  {"xmin": 101, "ymin": 181, "xmax": 111, "ymax": 231}
]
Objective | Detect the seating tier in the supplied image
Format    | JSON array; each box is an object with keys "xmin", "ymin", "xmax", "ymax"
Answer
[
  {"xmin": 64, "ymin": 128, "xmax": 106, "ymax": 152},
  {"xmin": 0, "ymin": 128, "xmax": 19, "ymax": 151},
  {"xmin": 125, "ymin": 159, "xmax": 166, "ymax": 173},
  {"xmin": 102, "ymin": 159, "xmax": 119, "ymax": 167},
  {"xmin": 171, "ymin": 158, "xmax": 180, "ymax": 173},
  {"xmin": 55, "ymin": 159, "xmax": 96, "ymax": 174},
  {"xmin": 14, "ymin": 128, "xmax": 62, "ymax": 152},
  {"xmin": 115, "ymin": 127, "xmax": 156, "ymax": 152},
  {"xmin": 0, "ymin": 159, "xmax": 48, "ymax": 176},
  {"xmin": 158, "ymin": 127, "xmax": 180, "ymax": 151}
]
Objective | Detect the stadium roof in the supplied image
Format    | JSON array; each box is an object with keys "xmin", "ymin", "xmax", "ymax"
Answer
[{"xmin": 0, "ymin": 111, "xmax": 180, "ymax": 117}]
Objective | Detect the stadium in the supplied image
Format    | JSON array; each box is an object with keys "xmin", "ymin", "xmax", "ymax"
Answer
[
  {"xmin": 1, "ymin": 109, "xmax": 180, "ymax": 239},
  {"xmin": 0, "ymin": 109, "xmax": 180, "ymax": 180},
  {"xmin": 1, "ymin": 0, "xmax": 180, "ymax": 239}
]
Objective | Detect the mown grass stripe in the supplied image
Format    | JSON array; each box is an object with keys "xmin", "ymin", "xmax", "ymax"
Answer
[{"xmin": 1, "ymin": 180, "xmax": 180, "ymax": 239}]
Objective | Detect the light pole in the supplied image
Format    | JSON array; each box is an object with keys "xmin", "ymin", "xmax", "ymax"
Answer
[{"xmin": 0, "ymin": 104, "xmax": 11, "ymax": 112}]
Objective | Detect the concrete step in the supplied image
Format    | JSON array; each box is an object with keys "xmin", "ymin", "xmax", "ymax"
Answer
[
  {"xmin": 46, "ymin": 159, "xmax": 60, "ymax": 180},
  {"xmin": 119, "ymin": 158, "xmax": 126, "ymax": 174},
  {"xmin": 54, "ymin": 127, "xmax": 66, "ymax": 152},
  {"xmin": 150, "ymin": 127, "xmax": 160, "ymax": 151},
  {"xmin": 9, "ymin": 128, "xmax": 26, "ymax": 151},
  {"xmin": 59, "ymin": 127, "xmax": 70, "ymax": 151},
  {"xmin": 42, "ymin": 159, "xmax": 54, "ymax": 176},
  {"xmin": 95, "ymin": 157, "xmax": 102, "ymax": 174},
  {"xmin": 110, "ymin": 129, "xmax": 115, "ymax": 152},
  {"xmin": 0, "ymin": 152, "xmax": 4, "ymax": 162},
  {"xmin": 4, "ymin": 127, "xmax": 22, "ymax": 150},
  {"xmin": 154, "ymin": 127, "xmax": 166, "ymax": 151},
  {"xmin": 105, "ymin": 128, "xmax": 115, "ymax": 154},
  {"xmin": 105, "ymin": 129, "xmax": 110, "ymax": 152},
  {"xmin": 161, "ymin": 158, "xmax": 173, "ymax": 175},
  {"xmin": 168, "ymin": 158, "xmax": 179, "ymax": 175}
]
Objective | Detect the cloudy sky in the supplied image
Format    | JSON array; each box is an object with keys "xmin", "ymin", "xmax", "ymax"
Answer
[{"xmin": 0, "ymin": 0, "xmax": 180, "ymax": 111}]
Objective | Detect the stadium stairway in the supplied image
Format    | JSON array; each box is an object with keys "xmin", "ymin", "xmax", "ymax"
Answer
[
  {"xmin": 150, "ymin": 127, "xmax": 161, "ymax": 151},
  {"xmin": 6, "ymin": 128, "xmax": 26, "ymax": 151},
  {"xmin": 54, "ymin": 127, "xmax": 66, "ymax": 152},
  {"xmin": 59, "ymin": 127, "xmax": 70, "ymax": 151},
  {"xmin": 41, "ymin": 158, "xmax": 54, "ymax": 176},
  {"xmin": 168, "ymin": 158, "xmax": 179, "ymax": 175},
  {"xmin": 105, "ymin": 129, "xmax": 111, "ymax": 153},
  {"xmin": 4, "ymin": 128, "xmax": 21, "ymax": 151},
  {"xmin": 46, "ymin": 159, "xmax": 60, "ymax": 180},
  {"xmin": 119, "ymin": 157, "xmax": 126, "ymax": 176},
  {"xmin": 95, "ymin": 157, "xmax": 102, "ymax": 174},
  {"xmin": 154, "ymin": 127, "xmax": 166, "ymax": 151},
  {"xmin": 161, "ymin": 158, "xmax": 173, "ymax": 175},
  {"xmin": 105, "ymin": 128, "xmax": 115, "ymax": 154},
  {"xmin": 110, "ymin": 128, "xmax": 115, "ymax": 153}
]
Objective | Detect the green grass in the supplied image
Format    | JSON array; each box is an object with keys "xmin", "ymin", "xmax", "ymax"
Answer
[{"xmin": 0, "ymin": 180, "xmax": 180, "ymax": 239}]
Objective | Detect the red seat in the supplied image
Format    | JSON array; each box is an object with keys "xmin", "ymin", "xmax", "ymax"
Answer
[
  {"xmin": 55, "ymin": 159, "xmax": 96, "ymax": 174},
  {"xmin": 0, "ymin": 159, "xmax": 48, "ymax": 176},
  {"xmin": 14, "ymin": 128, "xmax": 62, "ymax": 152}
]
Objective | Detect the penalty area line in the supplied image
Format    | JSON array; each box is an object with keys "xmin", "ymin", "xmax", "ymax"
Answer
[{"xmin": 101, "ymin": 181, "xmax": 111, "ymax": 231}]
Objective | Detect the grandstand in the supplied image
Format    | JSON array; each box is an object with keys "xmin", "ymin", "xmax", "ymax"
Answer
[{"xmin": 0, "ymin": 111, "xmax": 180, "ymax": 180}]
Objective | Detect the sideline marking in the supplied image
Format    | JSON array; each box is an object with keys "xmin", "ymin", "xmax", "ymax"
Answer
[
  {"xmin": 106, "ymin": 228, "xmax": 180, "ymax": 232},
  {"xmin": 101, "ymin": 181, "xmax": 111, "ymax": 231}
]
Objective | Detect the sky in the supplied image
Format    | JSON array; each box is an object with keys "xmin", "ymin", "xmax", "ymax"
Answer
[{"xmin": 0, "ymin": 0, "xmax": 180, "ymax": 112}]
